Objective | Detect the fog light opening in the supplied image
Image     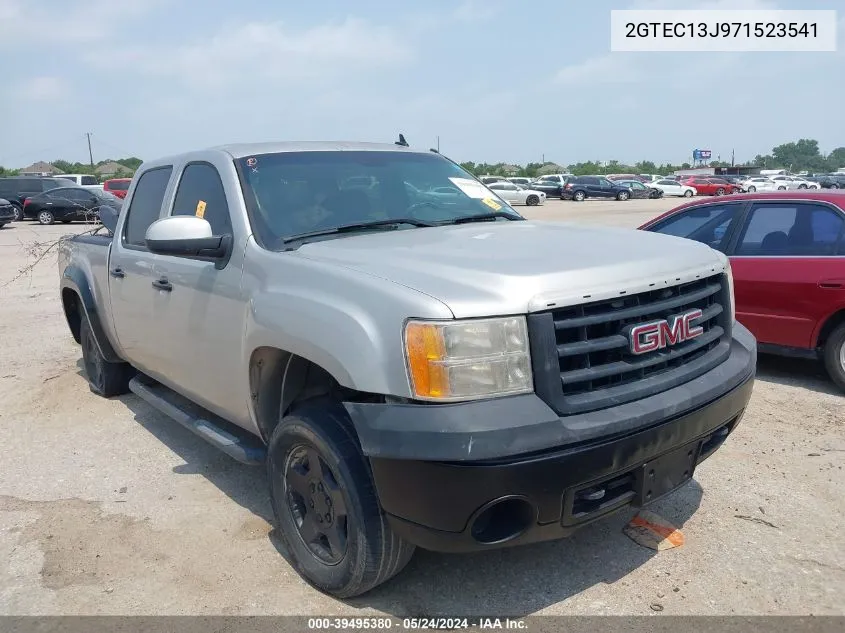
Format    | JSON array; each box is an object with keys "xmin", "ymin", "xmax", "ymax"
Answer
[{"xmin": 470, "ymin": 497, "xmax": 535, "ymax": 545}]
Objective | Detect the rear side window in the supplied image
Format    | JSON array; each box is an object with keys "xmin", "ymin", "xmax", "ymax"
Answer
[
  {"xmin": 736, "ymin": 203, "xmax": 845, "ymax": 256},
  {"xmin": 123, "ymin": 167, "xmax": 172, "ymax": 247},
  {"xmin": 171, "ymin": 163, "xmax": 232, "ymax": 235},
  {"xmin": 648, "ymin": 203, "xmax": 739, "ymax": 251},
  {"xmin": 81, "ymin": 175, "xmax": 98, "ymax": 186}
]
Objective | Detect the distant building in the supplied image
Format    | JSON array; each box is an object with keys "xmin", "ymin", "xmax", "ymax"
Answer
[
  {"xmin": 95, "ymin": 161, "xmax": 130, "ymax": 178},
  {"xmin": 20, "ymin": 161, "xmax": 63, "ymax": 176},
  {"xmin": 674, "ymin": 166, "xmax": 761, "ymax": 178},
  {"xmin": 536, "ymin": 163, "xmax": 565, "ymax": 175}
]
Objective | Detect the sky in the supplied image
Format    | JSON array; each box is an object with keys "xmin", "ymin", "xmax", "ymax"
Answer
[{"xmin": 0, "ymin": 0, "xmax": 843, "ymax": 169}]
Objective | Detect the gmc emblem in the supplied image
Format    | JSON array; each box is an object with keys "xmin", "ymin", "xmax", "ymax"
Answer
[{"xmin": 628, "ymin": 309, "xmax": 704, "ymax": 355}]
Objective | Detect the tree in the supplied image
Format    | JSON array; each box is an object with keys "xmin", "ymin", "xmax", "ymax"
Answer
[
  {"xmin": 826, "ymin": 147, "xmax": 845, "ymax": 170},
  {"xmin": 635, "ymin": 161, "xmax": 657, "ymax": 174}
]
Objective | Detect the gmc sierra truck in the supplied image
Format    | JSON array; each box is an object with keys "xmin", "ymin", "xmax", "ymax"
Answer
[{"xmin": 58, "ymin": 141, "xmax": 756, "ymax": 597}]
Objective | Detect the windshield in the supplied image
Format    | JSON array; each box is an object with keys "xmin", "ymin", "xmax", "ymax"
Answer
[
  {"xmin": 94, "ymin": 189, "xmax": 121, "ymax": 203},
  {"xmin": 235, "ymin": 150, "xmax": 522, "ymax": 248}
]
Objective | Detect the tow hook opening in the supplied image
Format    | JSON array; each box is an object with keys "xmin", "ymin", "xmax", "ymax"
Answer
[
  {"xmin": 570, "ymin": 472, "xmax": 636, "ymax": 520},
  {"xmin": 698, "ymin": 417, "xmax": 738, "ymax": 463},
  {"xmin": 470, "ymin": 496, "xmax": 536, "ymax": 545}
]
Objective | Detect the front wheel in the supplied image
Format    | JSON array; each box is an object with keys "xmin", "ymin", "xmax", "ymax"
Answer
[
  {"xmin": 830, "ymin": 183, "xmax": 840, "ymax": 189},
  {"xmin": 525, "ymin": 194, "xmax": 539, "ymax": 206},
  {"xmin": 573, "ymin": 191, "xmax": 586, "ymax": 202},
  {"xmin": 715, "ymin": 188, "xmax": 725, "ymax": 196},
  {"xmin": 823, "ymin": 323, "xmax": 845, "ymax": 392},
  {"xmin": 12, "ymin": 205, "xmax": 24, "ymax": 221},
  {"xmin": 683, "ymin": 189, "xmax": 693, "ymax": 197},
  {"xmin": 268, "ymin": 400, "xmax": 415, "ymax": 598},
  {"xmin": 777, "ymin": 186, "xmax": 786, "ymax": 191},
  {"xmin": 38, "ymin": 210, "xmax": 54, "ymax": 225},
  {"xmin": 616, "ymin": 191, "xmax": 629, "ymax": 201},
  {"xmin": 798, "ymin": 184, "xmax": 808, "ymax": 189},
  {"xmin": 747, "ymin": 186, "xmax": 756, "ymax": 193}
]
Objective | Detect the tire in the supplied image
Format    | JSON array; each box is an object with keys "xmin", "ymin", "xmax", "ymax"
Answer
[
  {"xmin": 616, "ymin": 191, "xmax": 629, "ymax": 201},
  {"xmin": 573, "ymin": 191, "xmax": 586, "ymax": 202},
  {"xmin": 798, "ymin": 184, "xmax": 808, "ymax": 189},
  {"xmin": 823, "ymin": 323, "xmax": 845, "ymax": 392},
  {"xmin": 80, "ymin": 316, "xmax": 133, "ymax": 397},
  {"xmin": 525, "ymin": 195, "xmax": 539, "ymax": 206},
  {"xmin": 747, "ymin": 186, "xmax": 756, "ymax": 193},
  {"xmin": 38, "ymin": 210, "xmax": 54, "ymax": 225},
  {"xmin": 830, "ymin": 183, "xmax": 839, "ymax": 189},
  {"xmin": 11, "ymin": 205, "xmax": 24, "ymax": 222},
  {"xmin": 683, "ymin": 189, "xmax": 693, "ymax": 197},
  {"xmin": 715, "ymin": 188, "xmax": 725, "ymax": 196},
  {"xmin": 267, "ymin": 400, "xmax": 415, "ymax": 598},
  {"xmin": 777, "ymin": 186, "xmax": 786, "ymax": 191}
]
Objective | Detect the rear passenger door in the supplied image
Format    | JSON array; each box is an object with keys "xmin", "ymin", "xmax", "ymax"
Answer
[
  {"xmin": 108, "ymin": 166, "xmax": 173, "ymax": 373},
  {"xmin": 728, "ymin": 201, "xmax": 845, "ymax": 349},
  {"xmin": 152, "ymin": 161, "xmax": 246, "ymax": 418}
]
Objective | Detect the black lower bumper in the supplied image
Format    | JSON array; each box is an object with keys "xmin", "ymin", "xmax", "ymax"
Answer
[{"xmin": 344, "ymin": 324, "xmax": 756, "ymax": 553}]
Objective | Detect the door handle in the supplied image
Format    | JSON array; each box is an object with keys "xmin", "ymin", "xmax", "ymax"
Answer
[
  {"xmin": 152, "ymin": 277, "xmax": 172, "ymax": 291},
  {"xmin": 109, "ymin": 267, "xmax": 125, "ymax": 278},
  {"xmin": 819, "ymin": 280, "xmax": 844, "ymax": 289}
]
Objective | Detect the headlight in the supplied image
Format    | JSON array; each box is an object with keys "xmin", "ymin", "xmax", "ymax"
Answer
[{"xmin": 403, "ymin": 316, "xmax": 533, "ymax": 401}]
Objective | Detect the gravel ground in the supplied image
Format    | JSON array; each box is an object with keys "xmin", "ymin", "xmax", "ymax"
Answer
[{"xmin": 0, "ymin": 198, "xmax": 842, "ymax": 616}]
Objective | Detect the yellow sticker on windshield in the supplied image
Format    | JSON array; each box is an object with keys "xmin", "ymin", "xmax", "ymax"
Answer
[
  {"xmin": 195, "ymin": 200, "xmax": 207, "ymax": 218},
  {"xmin": 481, "ymin": 197, "xmax": 502, "ymax": 211}
]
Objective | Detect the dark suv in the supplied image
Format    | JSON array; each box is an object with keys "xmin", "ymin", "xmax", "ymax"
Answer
[
  {"xmin": 813, "ymin": 173, "xmax": 845, "ymax": 189},
  {"xmin": 0, "ymin": 176, "xmax": 76, "ymax": 221},
  {"xmin": 562, "ymin": 175, "xmax": 633, "ymax": 201}
]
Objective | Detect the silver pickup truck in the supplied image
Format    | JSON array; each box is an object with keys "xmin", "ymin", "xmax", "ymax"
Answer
[{"xmin": 58, "ymin": 141, "xmax": 756, "ymax": 597}]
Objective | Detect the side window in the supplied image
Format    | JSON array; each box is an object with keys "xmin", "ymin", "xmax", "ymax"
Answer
[
  {"xmin": 649, "ymin": 204, "xmax": 739, "ymax": 251},
  {"xmin": 123, "ymin": 167, "xmax": 173, "ymax": 247},
  {"xmin": 171, "ymin": 163, "xmax": 232, "ymax": 235},
  {"xmin": 735, "ymin": 203, "xmax": 845, "ymax": 256},
  {"xmin": 488, "ymin": 184, "xmax": 504, "ymax": 190},
  {"xmin": 81, "ymin": 175, "xmax": 98, "ymax": 186}
]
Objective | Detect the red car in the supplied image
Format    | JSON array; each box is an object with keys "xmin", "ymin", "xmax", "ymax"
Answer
[
  {"xmin": 681, "ymin": 177, "xmax": 738, "ymax": 196},
  {"xmin": 639, "ymin": 190, "xmax": 845, "ymax": 390},
  {"xmin": 102, "ymin": 178, "xmax": 132, "ymax": 199}
]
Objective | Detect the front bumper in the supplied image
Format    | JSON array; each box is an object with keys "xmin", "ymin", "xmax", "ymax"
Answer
[
  {"xmin": 0, "ymin": 205, "xmax": 15, "ymax": 223},
  {"xmin": 344, "ymin": 323, "xmax": 756, "ymax": 553}
]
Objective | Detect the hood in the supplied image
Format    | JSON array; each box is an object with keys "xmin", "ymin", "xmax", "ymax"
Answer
[{"xmin": 294, "ymin": 220, "xmax": 727, "ymax": 318}]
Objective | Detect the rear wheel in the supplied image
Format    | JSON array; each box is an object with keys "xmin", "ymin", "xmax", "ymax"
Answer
[
  {"xmin": 12, "ymin": 205, "xmax": 24, "ymax": 221},
  {"xmin": 747, "ymin": 186, "xmax": 756, "ymax": 193},
  {"xmin": 38, "ymin": 210, "xmax": 54, "ymax": 225},
  {"xmin": 80, "ymin": 316, "xmax": 133, "ymax": 397},
  {"xmin": 823, "ymin": 323, "xmax": 845, "ymax": 392},
  {"xmin": 798, "ymin": 184, "xmax": 808, "ymax": 189},
  {"xmin": 830, "ymin": 183, "xmax": 839, "ymax": 189},
  {"xmin": 526, "ymin": 194, "xmax": 539, "ymax": 206},
  {"xmin": 268, "ymin": 400, "xmax": 415, "ymax": 598},
  {"xmin": 777, "ymin": 186, "xmax": 786, "ymax": 191},
  {"xmin": 715, "ymin": 188, "xmax": 725, "ymax": 196}
]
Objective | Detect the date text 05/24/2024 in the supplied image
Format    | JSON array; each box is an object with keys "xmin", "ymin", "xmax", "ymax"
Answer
[{"xmin": 610, "ymin": 9, "xmax": 838, "ymax": 52}]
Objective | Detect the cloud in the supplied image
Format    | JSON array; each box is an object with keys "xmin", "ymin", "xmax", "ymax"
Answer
[
  {"xmin": 86, "ymin": 17, "xmax": 413, "ymax": 89},
  {"xmin": 0, "ymin": 0, "xmax": 165, "ymax": 48},
  {"xmin": 18, "ymin": 76, "xmax": 67, "ymax": 101}
]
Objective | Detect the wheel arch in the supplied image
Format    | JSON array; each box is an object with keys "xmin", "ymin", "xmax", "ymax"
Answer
[
  {"xmin": 60, "ymin": 266, "xmax": 123, "ymax": 363},
  {"xmin": 249, "ymin": 346, "xmax": 369, "ymax": 444},
  {"xmin": 814, "ymin": 308, "xmax": 845, "ymax": 350}
]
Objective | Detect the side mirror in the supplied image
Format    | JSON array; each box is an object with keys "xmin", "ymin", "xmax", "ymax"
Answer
[
  {"xmin": 98, "ymin": 205, "xmax": 120, "ymax": 234},
  {"xmin": 145, "ymin": 216, "xmax": 232, "ymax": 267}
]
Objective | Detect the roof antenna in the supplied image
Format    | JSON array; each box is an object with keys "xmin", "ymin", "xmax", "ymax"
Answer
[{"xmin": 395, "ymin": 133, "xmax": 408, "ymax": 147}]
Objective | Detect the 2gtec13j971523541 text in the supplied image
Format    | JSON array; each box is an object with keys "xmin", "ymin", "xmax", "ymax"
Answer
[{"xmin": 625, "ymin": 21, "xmax": 818, "ymax": 39}]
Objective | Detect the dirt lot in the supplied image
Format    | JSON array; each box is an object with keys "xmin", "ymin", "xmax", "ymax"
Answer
[{"xmin": 0, "ymin": 198, "xmax": 843, "ymax": 616}]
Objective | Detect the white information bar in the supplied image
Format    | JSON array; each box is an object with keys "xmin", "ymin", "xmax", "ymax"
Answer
[{"xmin": 610, "ymin": 10, "xmax": 837, "ymax": 52}]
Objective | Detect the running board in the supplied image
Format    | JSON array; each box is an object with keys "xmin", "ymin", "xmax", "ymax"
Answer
[{"xmin": 128, "ymin": 375, "xmax": 266, "ymax": 465}]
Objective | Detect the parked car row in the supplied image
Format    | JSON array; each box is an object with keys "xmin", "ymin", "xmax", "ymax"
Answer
[{"xmin": 0, "ymin": 176, "xmax": 124, "ymax": 225}]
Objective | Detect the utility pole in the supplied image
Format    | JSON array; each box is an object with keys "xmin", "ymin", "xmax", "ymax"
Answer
[
  {"xmin": 86, "ymin": 133, "xmax": 94, "ymax": 168},
  {"xmin": 436, "ymin": 136, "xmax": 440, "ymax": 152},
  {"xmin": 731, "ymin": 149, "xmax": 735, "ymax": 167}
]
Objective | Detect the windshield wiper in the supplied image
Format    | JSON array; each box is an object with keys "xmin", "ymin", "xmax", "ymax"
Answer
[
  {"xmin": 282, "ymin": 218, "xmax": 435, "ymax": 244},
  {"xmin": 444, "ymin": 211, "xmax": 522, "ymax": 225}
]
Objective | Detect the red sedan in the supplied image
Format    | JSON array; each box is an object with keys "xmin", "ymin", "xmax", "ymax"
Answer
[
  {"xmin": 681, "ymin": 177, "xmax": 738, "ymax": 196},
  {"xmin": 639, "ymin": 190, "xmax": 845, "ymax": 391}
]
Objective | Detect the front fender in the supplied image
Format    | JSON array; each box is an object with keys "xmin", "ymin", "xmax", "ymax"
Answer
[{"xmin": 61, "ymin": 265, "xmax": 123, "ymax": 363}]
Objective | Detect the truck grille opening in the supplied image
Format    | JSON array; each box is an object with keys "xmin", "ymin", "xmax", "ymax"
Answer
[{"xmin": 528, "ymin": 273, "xmax": 732, "ymax": 416}]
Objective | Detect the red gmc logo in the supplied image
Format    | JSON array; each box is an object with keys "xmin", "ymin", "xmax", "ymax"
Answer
[{"xmin": 628, "ymin": 309, "xmax": 704, "ymax": 355}]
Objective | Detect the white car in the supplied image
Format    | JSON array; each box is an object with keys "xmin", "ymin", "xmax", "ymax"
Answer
[
  {"xmin": 740, "ymin": 177, "xmax": 781, "ymax": 192},
  {"xmin": 650, "ymin": 179, "xmax": 697, "ymax": 197},
  {"xmin": 770, "ymin": 175, "xmax": 820, "ymax": 190},
  {"xmin": 487, "ymin": 181, "xmax": 546, "ymax": 206}
]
